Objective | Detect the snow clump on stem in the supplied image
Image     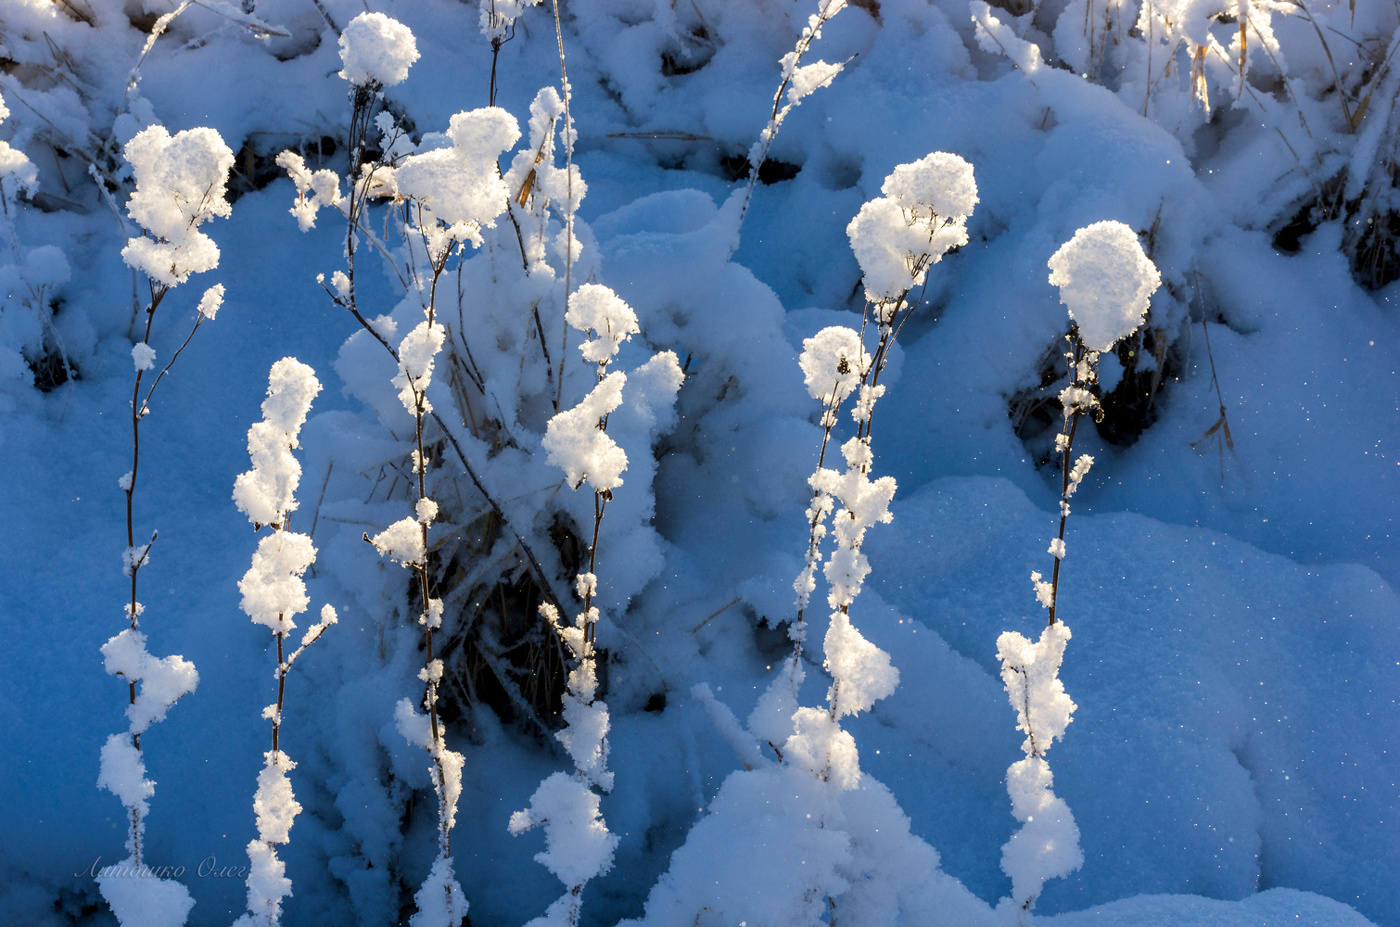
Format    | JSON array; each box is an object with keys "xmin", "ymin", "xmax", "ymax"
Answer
[
  {"xmin": 338, "ymin": 12, "xmax": 419, "ymax": 88},
  {"xmin": 848, "ymin": 152, "xmax": 977, "ymax": 304},
  {"xmin": 1047, "ymin": 220, "xmax": 1160, "ymax": 353},
  {"xmin": 120, "ymin": 126, "xmax": 234, "ymax": 287}
]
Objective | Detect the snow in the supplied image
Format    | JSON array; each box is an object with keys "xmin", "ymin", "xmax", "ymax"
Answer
[
  {"xmin": 543, "ymin": 370, "xmax": 630, "ymax": 490},
  {"xmin": 119, "ymin": 125, "xmax": 235, "ymax": 287},
  {"xmin": 0, "ymin": 2, "xmax": 1396, "ymax": 927},
  {"xmin": 337, "ymin": 13, "xmax": 420, "ymax": 89},
  {"xmin": 1048, "ymin": 220, "xmax": 1162, "ymax": 353}
]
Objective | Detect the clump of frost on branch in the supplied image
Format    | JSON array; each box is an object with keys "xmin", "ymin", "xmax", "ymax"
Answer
[
  {"xmin": 995, "ymin": 220, "xmax": 1160, "ymax": 917},
  {"xmin": 232, "ymin": 358, "xmax": 335, "ymax": 927},
  {"xmin": 847, "ymin": 151, "xmax": 977, "ymax": 315},
  {"xmin": 995, "ymin": 623, "xmax": 1081, "ymax": 917}
]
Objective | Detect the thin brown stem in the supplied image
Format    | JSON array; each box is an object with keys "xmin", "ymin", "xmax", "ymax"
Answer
[{"xmin": 1047, "ymin": 339, "xmax": 1087, "ymax": 627}]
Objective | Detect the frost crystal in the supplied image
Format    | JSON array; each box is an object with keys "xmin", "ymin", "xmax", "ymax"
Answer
[
  {"xmin": 1048, "ymin": 220, "xmax": 1161, "ymax": 352},
  {"xmin": 338, "ymin": 12, "xmax": 420, "ymax": 88}
]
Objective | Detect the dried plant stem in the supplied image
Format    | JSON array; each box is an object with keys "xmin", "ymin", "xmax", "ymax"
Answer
[
  {"xmin": 329, "ymin": 95, "xmax": 569, "ymax": 619},
  {"xmin": 1047, "ymin": 337, "xmax": 1087, "ymax": 628},
  {"xmin": 550, "ymin": 0, "xmax": 576, "ymax": 413}
]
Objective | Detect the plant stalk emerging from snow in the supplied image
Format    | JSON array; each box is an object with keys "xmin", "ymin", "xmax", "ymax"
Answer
[
  {"xmin": 510, "ymin": 283, "xmax": 641, "ymax": 925},
  {"xmin": 736, "ymin": 0, "xmax": 849, "ymax": 235},
  {"xmin": 231, "ymin": 358, "xmax": 336, "ymax": 927},
  {"xmin": 98, "ymin": 122, "xmax": 233, "ymax": 927},
  {"xmin": 996, "ymin": 219, "xmax": 1160, "ymax": 917}
]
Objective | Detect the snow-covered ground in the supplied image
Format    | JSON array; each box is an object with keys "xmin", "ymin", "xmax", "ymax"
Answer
[{"xmin": 0, "ymin": 1, "xmax": 1396, "ymax": 925}]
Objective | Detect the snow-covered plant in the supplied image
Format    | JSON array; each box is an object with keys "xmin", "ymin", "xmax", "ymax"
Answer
[
  {"xmin": 777, "ymin": 151, "xmax": 975, "ymax": 672},
  {"xmin": 628, "ymin": 154, "xmax": 979, "ymax": 927},
  {"xmin": 231, "ymin": 358, "xmax": 336, "ymax": 927},
  {"xmin": 737, "ymin": 0, "xmax": 849, "ymax": 232},
  {"xmin": 97, "ymin": 121, "xmax": 232, "ymax": 927},
  {"xmin": 480, "ymin": 0, "xmax": 544, "ymax": 104},
  {"xmin": 0, "ymin": 90, "xmax": 66, "ymax": 391},
  {"xmin": 509, "ymin": 283, "xmax": 653, "ymax": 926},
  {"xmin": 995, "ymin": 219, "xmax": 1160, "ymax": 917}
]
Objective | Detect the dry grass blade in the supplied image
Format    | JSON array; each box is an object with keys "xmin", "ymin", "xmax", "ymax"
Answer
[{"xmin": 1189, "ymin": 276, "xmax": 1237, "ymax": 485}]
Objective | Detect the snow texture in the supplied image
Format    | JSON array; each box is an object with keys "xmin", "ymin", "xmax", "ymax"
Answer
[
  {"xmin": 1048, "ymin": 221, "xmax": 1162, "ymax": 352},
  {"xmin": 96, "ymin": 862, "xmax": 195, "ymax": 927},
  {"xmin": 120, "ymin": 125, "xmax": 234, "ymax": 287},
  {"xmin": 543, "ymin": 371, "xmax": 629, "ymax": 490},
  {"xmin": 338, "ymin": 13, "xmax": 420, "ymax": 88}
]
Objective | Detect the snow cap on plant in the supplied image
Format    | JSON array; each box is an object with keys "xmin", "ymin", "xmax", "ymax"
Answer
[
  {"xmin": 233, "ymin": 359, "xmax": 322, "ymax": 528},
  {"xmin": 480, "ymin": 0, "xmax": 543, "ymax": 42},
  {"xmin": 568, "ymin": 284, "xmax": 640, "ymax": 367},
  {"xmin": 1048, "ymin": 220, "xmax": 1161, "ymax": 352},
  {"xmin": 543, "ymin": 371, "xmax": 629, "ymax": 491},
  {"xmin": 799, "ymin": 325, "xmax": 867, "ymax": 403},
  {"xmin": 120, "ymin": 125, "xmax": 234, "ymax": 286},
  {"xmin": 338, "ymin": 12, "xmax": 419, "ymax": 88},
  {"xmin": 848, "ymin": 152, "xmax": 977, "ymax": 302},
  {"xmin": 0, "ymin": 92, "xmax": 38, "ymax": 200},
  {"xmin": 394, "ymin": 109, "xmax": 520, "ymax": 249}
]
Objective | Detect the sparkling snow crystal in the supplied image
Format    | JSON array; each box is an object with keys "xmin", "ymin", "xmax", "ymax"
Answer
[{"xmin": 1047, "ymin": 220, "xmax": 1161, "ymax": 352}]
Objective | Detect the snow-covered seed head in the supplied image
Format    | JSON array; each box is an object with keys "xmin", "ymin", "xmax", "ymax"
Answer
[
  {"xmin": 1047, "ymin": 220, "xmax": 1161, "ymax": 353},
  {"xmin": 567, "ymin": 284, "xmax": 640, "ymax": 366},
  {"xmin": 847, "ymin": 152, "xmax": 977, "ymax": 302},
  {"xmin": 120, "ymin": 125, "xmax": 235, "ymax": 286},
  {"xmin": 880, "ymin": 151, "xmax": 979, "ymax": 223},
  {"xmin": 338, "ymin": 12, "xmax": 420, "ymax": 88},
  {"xmin": 799, "ymin": 326, "xmax": 867, "ymax": 404}
]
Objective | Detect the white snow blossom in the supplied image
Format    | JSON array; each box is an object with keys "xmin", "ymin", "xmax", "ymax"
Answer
[
  {"xmin": 848, "ymin": 152, "xmax": 977, "ymax": 304},
  {"xmin": 567, "ymin": 284, "xmax": 640, "ymax": 368},
  {"xmin": 392, "ymin": 321, "xmax": 446, "ymax": 414},
  {"xmin": 799, "ymin": 326, "xmax": 867, "ymax": 404},
  {"xmin": 394, "ymin": 109, "xmax": 520, "ymax": 255}
]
